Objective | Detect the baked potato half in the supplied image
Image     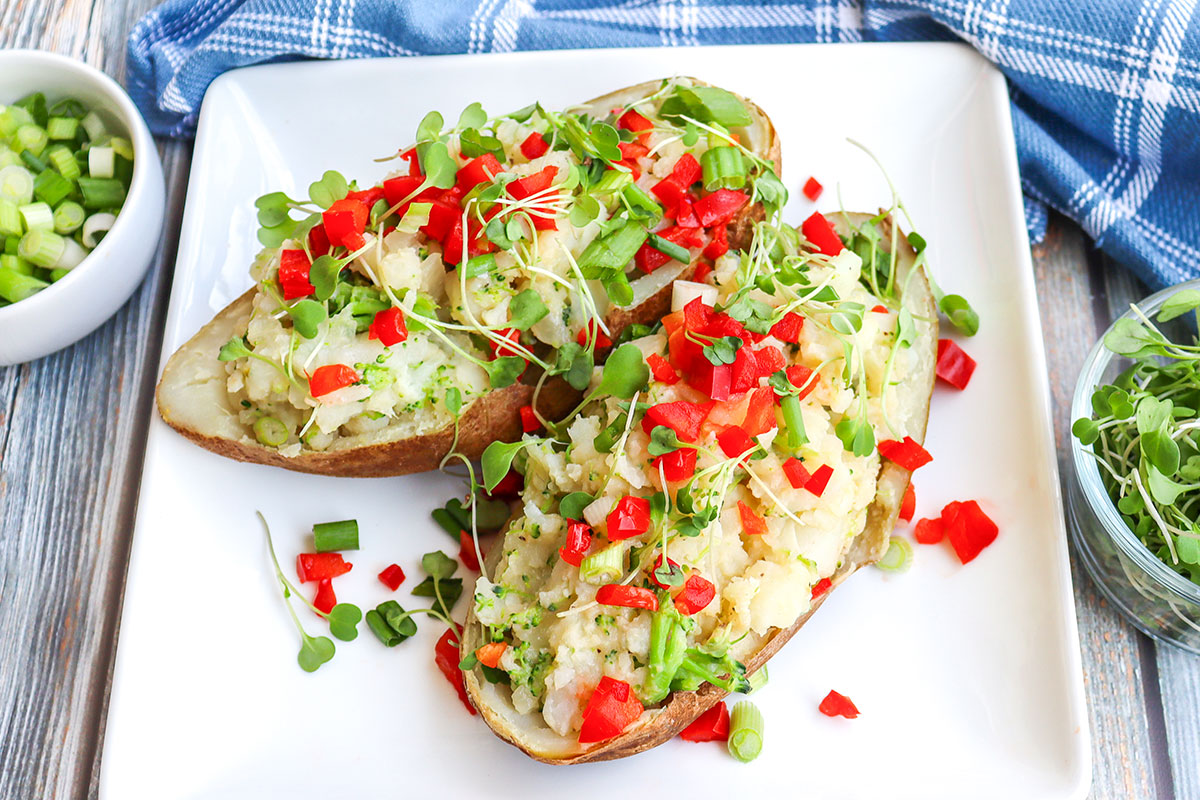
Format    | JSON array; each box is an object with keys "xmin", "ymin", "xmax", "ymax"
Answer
[
  {"xmin": 156, "ymin": 78, "xmax": 780, "ymax": 477},
  {"xmin": 461, "ymin": 212, "xmax": 937, "ymax": 763}
]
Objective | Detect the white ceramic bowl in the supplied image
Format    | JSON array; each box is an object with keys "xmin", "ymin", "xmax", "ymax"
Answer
[{"xmin": 0, "ymin": 50, "xmax": 165, "ymax": 365}]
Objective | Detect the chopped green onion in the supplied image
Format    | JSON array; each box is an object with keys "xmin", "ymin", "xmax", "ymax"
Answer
[
  {"xmin": 18, "ymin": 229, "xmax": 65, "ymax": 267},
  {"xmin": 700, "ymin": 146, "xmax": 746, "ymax": 191},
  {"xmin": 578, "ymin": 219, "xmax": 647, "ymax": 275},
  {"xmin": 82, "ymin": 212, "xmax": 116, "ymax": 248},
  {"xmin": 747, "ymin": 665, "xmax": 769, "ymax": 694},
  {"xmin": 875, "ymin": 537, "xmax": 914, "ymax": 573},
  {"xmin": 0, "ymin": 105, "xmax": 34, "ymax": 136},
  {"xmin": 397, "ymin": 202, "xmax": 431, "ymax": 234},
  {"xmin": 46, "ymin": 145, "xmax": 81, "ymax": 180},
  {"xmin": 0, "ymin": 254, "xmax": 32, "ymax": 276},
  {"xmin": 53, "ymin": 237, "xmax": 87, "ymax": 270},
  {"xmin": 646, "ymin": 232, "xmax": 690, "ymax": 264},
  {"xmin": 0, "ymin": 148, "xmax": 19, "ymax": 169},
  {"xmin": 781, "ymin": 394, "xmax": 807, "ymax": 448},
  {"xmin": 727, "ymin": 701, "xmax": 765, "ymax": 763},
  {"xmin": 376, "ymin": 600, "xmax": 417, "ymax": 641},
  {"xmin": 48, "ymin": 98, "xmax": 87, "ymax": 119},
  {"xmin": 87, "ymin": 145, "xmax": 114, "ymax": 179},
  {"xmin": 364, "ymin": 609, "xmax": 400, "ymax": 646},
  {"xmin": 50, "ymin": 267, "xmax": 69, "ymax": 282},
  {"xmin": 19, "ymin": 202, "xmax": 53, "ymax": 232},
  {"xmin": 108, "ymin": 136, "xmax": 134, "ymax": 161},
  {"xmin": 77, "ymin": 177, "xmax": 125, "ymax": 209},
  {"xmin": 3, "ymin": 235, "xmax": 17, "ymax": 255},
  {"xmin": 590, "ymin": 169, "xmax": 632, "ymax": 195},
  {"xmin": 0, "ymin": 165, "xmax": 34, "ymax": 205},
  {"xmin": 46, "ymin": 117, "xmax": 78, "ymax": 140},
  {"xmin": 80, "ymin": 111, "xmax": 105, "ymax": 141},
  {"xmin": 14, "ymin": 93, "xmax": 47, "ymax": 127},
  {"xmin": 0, "ymin": 265, "xmax": 48, "ymax": 302},
  {"xmin": 52, "ymin": 201, "xmax": 85, "ymax": 235},
  {"xmin": 313, "ymin": 519, "xmax": 359, "ymax": 552},
  {"xmin": 645, "ymin": 610, "xmax": 688, "ymax": 705},
  {"xmin": 253, "ymin": 416, "xmax": 288, "ymax": 446},
  {"xmin": 33, "ymin": 171, "xmax": 72, "ymax": 207},
  {"xmin": 578, "ymin": 543, "xmax": 624, "ymax": 584},
  {"xmin": 15, "ymin": 125, "xmax": 48, "ymax": 158},
  {"xmin": 113, "ymin": 154, "xmax": 133, "ymax": 186},
  {"xmin": 0, "ymin": 199, "xmax": 22, "ymax": 237},
  {"xmin": 621, "ymin": 183, "xmax": 662, "ymax": 219}
]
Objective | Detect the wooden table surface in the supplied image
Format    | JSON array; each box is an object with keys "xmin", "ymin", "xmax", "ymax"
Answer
[{"xmin": 2, "ymin": 3, "xmax": 1199, "ymax": 798}]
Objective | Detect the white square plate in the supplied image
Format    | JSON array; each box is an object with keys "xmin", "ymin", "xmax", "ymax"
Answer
[{"xmin": 102, "ymin": 43, "xmax": 1090, "ymax": 799}]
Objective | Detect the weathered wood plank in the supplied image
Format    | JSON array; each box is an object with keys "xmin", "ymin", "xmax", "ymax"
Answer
[
  {"xmin": 1031, "ymin": 215, "xmax": 1160, "ymax": 800},
  {"xmin": 0, "ymin": 1, "xmax": 188, "ymax": 799}
]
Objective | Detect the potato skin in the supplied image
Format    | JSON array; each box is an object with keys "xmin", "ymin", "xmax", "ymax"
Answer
[
  {"xmin": 156, "ymin": 78, "xmax": 779, "ymax": 477},
  {"xmin": 462, "ymin": 212, "xmax": 938, "ymax": 764}
]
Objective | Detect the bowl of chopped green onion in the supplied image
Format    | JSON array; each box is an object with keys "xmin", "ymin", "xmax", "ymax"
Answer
[
  {"xmin": 1069, "ymin": 279, "xmax": 1200, "ymax": 653},
  {"xmin": 0, "ymin": 50, "xmax": 164, "ymax": 365}
]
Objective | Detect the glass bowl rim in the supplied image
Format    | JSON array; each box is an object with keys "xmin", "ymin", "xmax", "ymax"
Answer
[{"xmin": 1070, "ymin": 278, "xmax": 1200, "ymax": 605}]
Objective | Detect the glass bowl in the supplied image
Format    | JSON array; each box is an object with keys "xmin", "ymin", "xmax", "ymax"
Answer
[{"xmin": 1068, "ymin": 279, "xmax": 1200, "ymax": 654}]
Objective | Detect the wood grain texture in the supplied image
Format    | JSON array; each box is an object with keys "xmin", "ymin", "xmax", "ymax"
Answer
[{"xmin": 0, "ymin": 4, "xmax": 1198, "ymax": 796}]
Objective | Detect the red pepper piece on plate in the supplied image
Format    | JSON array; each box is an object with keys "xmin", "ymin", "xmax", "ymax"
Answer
[
  {"xmin": 877, "ymin": 436, "xmax": 933, "ymax": 471},
  {"xmin": 936, "ymin": 339, "xmax": 977, "ymax": 390},
  {"xmin": 596, "ymin": 584, "xmax": 659, "ymax": 611},
  {"xmin": 674, "ymin": 573, "xmax": 715, "ymax": 615},
  {"xmin": 914, "ymin": 516, "xmax": 944, "ymax": 544},
  {"xmin": 819, "ymin": 690, "xmax": 860, "ymax": 719},
  {"xmin": 683, "ymin": 297, "xmax": 714, "ymax": 331},
  {"xmin": 484, "ymin": 469, "xmax": 523, "ymax": 499},
  {"xmin": 654, "ymin": 447, "xmax": 698, "ymax": 483},
  {"xmin": 378, "ymin": 563, "xmax": 406, "ymax": 591},
  {"xmin": 607, "ymin": 496, "xmax": 651, "ymax": 540},
  {"xmin": 475, "ymin": 641, "xmax": 507, "ymax": 669},
  {"xmin": 651, "ymin": 177, "xmax": 688, "ymax": 209},
  {"xmin": 520, "ymin": 131, "xmax": 549, "ymax": 160},
  {"xmin": 801, "ymin": 211, "xmax": 844, "ymax": 256},
  {"xmin": 811, "ymin": 577, "xmax": 832, "ymax": 599},
  {"xmin": 399, "ymin": 147, "xmax": 421, "ymax": 176},
  {"xmin": 434, "ymin": 626, "xmax": 476, "ymax": 715},
  {"xmin": 679, "ymin": 701, "xmax": 730, "ymax": 743},
  {"xmin": 805, "ymin": 464, "xmax": 834, "ymax": 497},
  {"xmin": 802, "ymin": 176, "xmax": 824, "ymax": 201},
  {"xmin": 313, "ymin": 579, "xmax": 337, "ymax": 614},
  {"xmin": 943, "ymin": 500, "xmax": 998, "ymax": 563},
  {"xmin": 308, "ymin": 364, "xmax": 360, "ymax": 397},
  {"xmin": 368, "ymin": 307, "xmax": 408, "ymax": 347},
  {"xmin": 278, "ymin": 249, "xmax": 315, "ymax": 300},
  {"xmin": 899, "ymin": 483, "xmax": 916, "ymax": 522},
  {"xmin": 322, "ymin": 197, "xmax": 369, "ymax": 250},
  {"xmin": 382, "ymin": 174, "xmax": 427, "ymax": 208},
  {"xmin": 783, "ymin": 457, "xmax": 812, "ymax": 489},
  {"xmin": 459, "ymin": 530, "xmax": 481, "ymax": 572},
  {"xmin": 559, "ymin": 520, "xmax": 593, "ymax": 566},
  {"xmin": 871, "ymin": 304, "xmax": 889, "ymax": 313},
  {"xmin": 456, "ymin": 153, "xmax": 502, "ymax": 192},
  {"xmin": 737, "ymin": 501, "xmax": 768, "ymax": 536},
  {"xmin": 769, "ymin": 311, "xmax": 805, "ymax": 343},
  {"xmin": 579, "ymin": 676, "xmax": 644, "ymax": 743},
  {"xmin": 296, "ymin": 552, "xmax": 352, "ymax": 583},
  {"xmin": 618, "ymin": 141, "xmax": 649, "ymax": 162},
  {"xmin": 778, "ymin": 364, "xmax": 817, "ymax": 402}
]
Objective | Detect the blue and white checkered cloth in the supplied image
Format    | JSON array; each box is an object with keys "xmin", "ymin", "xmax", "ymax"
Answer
[{"xmin": 127, "ymin": 0, "xmax": 1200, "ymax": 290}]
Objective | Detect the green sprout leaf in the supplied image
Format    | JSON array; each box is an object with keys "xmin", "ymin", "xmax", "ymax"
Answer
[
  {"xmin": 327, "ymin": 603, "xmax": 362, "ymax": 642},
  {"xmin": 445, "ymin": 387, "xmax": 463, "ymax": 416},
  {"xmin": 560, "ymin": 491, "xmax": 593, "ymax": 520},
  {"xmin": 702, "ymin": 335, "xmax": 741, "ymax": 366},
  {"xmin": 481, "ymin": 439, "xmax": 529, "ymax": 492},
  {"xmin": 508, "ymin": 289, "xmax": 549, "ymax": 330},
  {"xmin": 289, "ymin": 299, "xmax": 327, "ymax": 339},
  {"xmin": 939, "ymin": 294, "xmax": 979, "ymax": 337},
  {"xmin": 421, "ymin": 141, "xmax": 458, "ymax": 189},
  {"xmin": 648, "ymin": 425, "xmax": 685, "ymax": 457},
  {"xmin": 553, "ymin": 341, "xmax": 594, "ymax": 392},
  {"xmin": 482, "ymin": 355, "xmax": 526, "ymax": 389},
  {"xmin": 1157, "ymin": 289, "xmax": 1200, "ymax": 323},
  {"xmin": 836, "ymin": 415, "xmax": 875, "ymax": 457},
  {"xmin": 594, "ymin": 343, "xmax": 649, "ymax": 399},
  {"xmin": 297, "ymin": 634, "xmax": 335, "ymax": 673},
  {"xmin": 308, "ymin": 170, "xmax": 348, "ymax": 209},
  {"xmin": 457, "ymin": 102, "xmax": 488, "ymax": 131},
  {"xmin": 422, "ymin": 550, "xmax": 459, "ymax": 581},
  {"xmin": 218, "ymin": 336, "xmax": 252, "ymax": 362},
  {"xmin": 309, "ymin": 255, "xmax": 342, "ymax": 301},
  {"xmin": 416, "ymin": 110, "xmax": 444, "ymax": 143}
]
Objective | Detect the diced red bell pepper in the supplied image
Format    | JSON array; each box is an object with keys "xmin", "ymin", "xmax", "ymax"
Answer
[
  {"xmin": 783, "ymin": 457, "xmax": 812, "ymax": 489},
  {"xmin": 730, "ymin": 347, "xmax": 759, "ymax": 395},
  {"xmin": 579, "ymin": 676, "xmax": 644, "ymax": 743},
  {"xmin": 704, "ymin": 313, "xmax": 750, "ymax": 343},
  {"xmin": 769, "ymin": 312, "xmax": 805, "ymax": 343},
  {"xmin": 914, "ymin": 516, "xmax": 944, "ymax": 544},
  {"xmin": 507, "ymin": 166, "xmax": 558, "ymax": 200},
  {"xmin": 559, "ymin": 520, "xmax": 592, "ymax": 566},
  {"xmin": 322, "ymin": 197, "xmax": 370, "ymax": 250},
  {"xmin": 679, "ymin": 701, "xmax": 730, "ymax": 743},
  {"xmin": 675, "ymin": 197, "xmax": 701, "ymax": 229},
  {"xmin": 607, "ymin": 496, "xmax": 651, "ymax": 540},
  {"xmin": 943, "ymin": 500, "xmax": 998, "ymax": 564},
  {"xmin": 378, "ymin": 563, "xmax": 406, "ymax": 591},
  {"xmin": 382, "ymin": 174, "xmax": 428, "ymax": 208},
  {"xmin": 368, "ymin": 307, "xmax": 408, "ymax": 347},
  {"xmin": 871, "ymin": 304, "xmax": 889, "ymax": 313},
  {"xmin": 651, "ymin": 177, "xmax": 689, "ymax": 209},
  {"xmin": 702, "ymin": 223, "xmax": 728, "ymax": 260},
  {"xmin": 434, "ymin": 626, "xmax": 476, "ymax": 715},
  {"xmin": 811, "ymin": 577, "xmax": 832, "ymax": 599},
  {"xmin": 441, "ymin": 215, "xmax": 467, "ymax": 265},
  {"xmin": 308, "ymin": 364, "xmax": 360, "ymax": 397},
  {"xmin": 636, "ymin": 226, "xmax": 695, "ymax": 274},
  {"xmin": 400, "ymin": 147, "xmax": 421, "ymax": 176},
  {"xmin": 802, "ymin": 176, "xmax": 824, "ymax": 201},
  {"xmin": 484, "ymin": 468, "xmax": 523, "ymax": 499},
  {"xmin": 577, "ymin": 320, "xmax": 612, "ymax": 349},
  {"xmin": 694, "ymin": 189, "xmax": 748, "ymax": 227},
  {"xmin": 596, "ymin": 584, "xmax": 658, "ymax": 611},
  {"xmin": 753, "ymin": 345, "xmax": 787, "ymax": 377},
  {"xmin": 899, "ymin": 483, "xmax": 916, "ymax": 523},
  {"xmin": 308, "ymin": 224, "xmax": 331, "ymax": 258},
  {"xmin": 936, "ymin": 339, "xmax": 977, "ymax": 390},
  {"xmin": 801, "ymin": 211, "xmax": 844, "ymax": 256},
  {"xmin": 278, "ymin": 249, "xmax": 315, "ymax": 300},
  {"xmin": 641, "ymin": 400, "xmax": 713, "ymax": 442},
  {"xmin": 617, "ymin": 109, "xmax": 654, "ymax": 144},
  {"xmin": 818, "ymin": 690, "xmax": 859, "ymax": 719},
  {"xmin": 654, "ymin": 447, "xmax": 697, "ymax": 483},
  {"xmin": 647, "ymin": 352, "xmax": 679, "ymax": 385},
  {"xmin": 520, "ymin": 131, "xmax": 550, "ymax": 160},
  {"xmin": 683, "ymin": 297, "xmax": 714, "ymax": 331},
  {"xmin": 737, "ymin": 501, "xmax": 768, "ymax": 536},
  {"xmin": 618, "ymin": 141, "xmax": 649, "ymax": 162},
  {"xmin": 784, "ymin": 364, "xmax": 817, "ymax": 401},
  {"xmin": 519, "ymin": 404, "xmax": 540, "ymax": 433},
  {"xmin": 674, "ymin": 573, "xmax": 715, "ymax": 615},
  {"xmin": 490, "ymin": 326, "xmax": 524, "ymax": 359},
  {"xmin": 475, "ymin": 641, "xmax": 507, "ymax": 669},
  {"xmin": 805, "ymin": 464, "xmax": 834, "ymax": 497},
  {"xmin": 688, "ymin": 362, "xmax": 732, "ymax": 401},
  {"xmin": 717, "ymin": 425, "xmax": 755, "ymax": 459},
  {"xmin": 296, "ymin": 552, "xmax": 352, "ymax": 583},
  {"xmin": 346, "ymin": 186, "xmax": 385, "ymax": 207},
  {"xmin": 456, "ymin": 153, "xmax": 502, "ymax": 192},
  {"xmin": 459, "ymin": 530, "xmax": 481, "ymax": 572},
  {"xmin": 668, "ymin": 329, "xmax": 702, "ymax": 375},
  {"xmin": 877, "ymin": 436, "xmax": 933, "ymax": 471},
  {"xmin": 420, "ymin": 200, "xmax": 460, "ymax": 243},
  {"xmin": 672, "ymin": 153, "xmax": 702, "ymax": 187},
  {"xmin": 313, "ymin": 579, "xmax": 337, "ymax": 614},
  {"xmin": 741, "ymin": 387, "xmax": 778, "ymax": 437}
]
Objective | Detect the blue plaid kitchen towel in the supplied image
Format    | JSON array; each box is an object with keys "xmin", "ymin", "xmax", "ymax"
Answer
[{"xmin": 127, "ymin": 0, "xmax": 1200, "ymax": 289}]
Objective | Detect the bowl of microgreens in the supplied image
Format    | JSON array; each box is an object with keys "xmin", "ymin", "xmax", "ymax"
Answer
[
  {"xmin": 1070, "ymin": 280, "xmax": 1200, "ymax": 653},
  {"xmin": 0, "ymin": 50, "xmax": 164, "ymax": 365}
]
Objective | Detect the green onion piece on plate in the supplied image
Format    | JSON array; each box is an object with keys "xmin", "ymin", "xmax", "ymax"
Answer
[
  {"xmin": 313, "ymin": 519, "xmax": 359, "ymax": 552},
  {"xmin": 727, "ymin": 700, "xmax": 765, "ymax": 763},
  {"xmin": 579, "ymin": 543, "xmax": 624, "ymax": 584},
  {"xmin": 875, "ymin": 537, "xmax": 914, "ymax": 573}
]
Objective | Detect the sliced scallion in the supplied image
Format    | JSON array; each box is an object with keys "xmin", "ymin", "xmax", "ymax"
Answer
[
  {"xmin": 579, "ymin": 542, "xmax": 625, "ymax": 584},
  {"xmin": 781, "ymin": 394, "xmax": 807, "ymax": 448},
  {"xmin": 46, "ymin": 117, "xmax": 78, "ymax": 140},
  {"xmin": 727, "ymin": 701, "xmax": 765, "ymax": 763},
  {"xmin": 313, "ymin": 519, "xmax": 359, "ymax": 552},
  {"xmin": 80, "ymin": 110, "xmax": 106, "ymax": 141},
  {"xmin": 0, "ymin": 165, "xmax": 34, "ymax": 205},
  {"xmin": 0, "ymin": 148, "xmax": 19, "ymax": 169},
  {"xmin": 364, "ymin": 609, "xmax": 400, "ymax": 647},
  {"xmin": 87, "ymin": 145, "xmax": 114, "ymax": 179},
  {"xmin": 52, "ymin": 237, "xmax": 87, "ymax": 271},
  {"xmin": 0, "ymin": 254, "xmax": 32, "ymax": 276},
  {"xmin": 0, "ymin": 265, "xmax": 48, "ymax": 302},
  {"xmin": 874, "ymin": 537, "xmax": 914, "ymax": 573},
  {"xmin": 82, "ymin": 212, "xmax": 116, "ymax": 248},
  {"xmin": 18, "ymin": 201, "xmax": 53, "ymax": 232},
  {"xmin": 52, "ymin": 201, "xmax": 85, "ymax": 235},
  {"xmin": 33, "ymin": 170, "xmax": 72, "ymax": 207},
  {"xmin": 700, "ymin": 146, "xmax": 746, "ymax": 191},
  {"xmin": 646, "ymin": 232, "xmax": 690, "ymax": 264},
  {"xmin": 78, "ymin": 176, "xmax": 125, "ymax": 209},
  {"xmin": 747, "ymin": 665, "xmax": 769, "ymax": 694},
  {"xmin": 18, "ymin": 229, "xmax": 65, "ymax": 267},
  {"xmin": 0, "ymin": 199, "xmax": 22, "ymax": 237},
  {"xmin": 108, "ymin": 136, "xmax": 134, "ymax": 161},
  {"xmin": 578, "ymin": 219, "xmax": 647, "ymax": 274},
  {"xmin": 50, "ymin": 267, "xmax": 69, "ymax": 282},
  {"xmin": 0, "ymin": 105, "xmax": 34, "ymax": 134},
  {"xmin": 397, "ymin": 202, "xmax": 431, "ymax": 234},
  {"xmin": 15, "ymin": 125, "xmax": 48, "ymax": 158},
  {"xmin": 253, "ymin": 416, "xmax": 289, "ymax": 447},
  {"xmin": 46, "ymin": 145, "xmax": 81, "ymax": 180}
]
